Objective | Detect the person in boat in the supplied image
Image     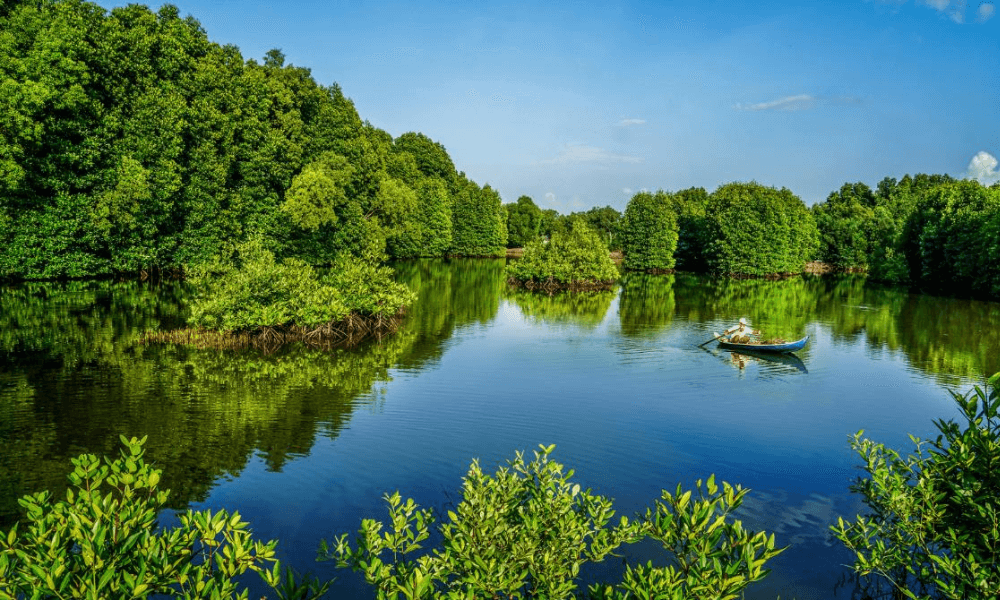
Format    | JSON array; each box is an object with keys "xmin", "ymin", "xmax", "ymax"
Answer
[{"xmin": 721, "ymin": 318, "xmax": 760, "ymax": 344}]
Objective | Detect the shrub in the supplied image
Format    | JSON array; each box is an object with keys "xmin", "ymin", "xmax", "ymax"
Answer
[
  {"xmin": 507, "ymin": 220, "xmax": 619, "ymax": 289},
  {"xmin": 704, "ymin": 182, "xmax": 818, "ymax": 276},
  {"xmin": 0, "ymin": 436, "xmax": 328, "ymax": 600},
  {"xmin": 621, "ymin": 191, "xmax": 679, "ymax": 272},
  {"xmin": 323, "ymin": 444, "xmax": 783, "ymax": 600},
  {"xmin": 187, "ymin": 238, "xmax": 414, "ymax": 332},
  {"xmin": 832, "ymin": 372, "xmax": 1000, "ymax": 600}
]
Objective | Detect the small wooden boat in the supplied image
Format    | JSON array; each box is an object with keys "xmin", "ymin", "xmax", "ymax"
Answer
[{"xmin": 714, "ymin": 334, "xmax": 809, "ymax": 353}]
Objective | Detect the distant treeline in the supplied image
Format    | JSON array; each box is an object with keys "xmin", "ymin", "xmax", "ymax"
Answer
[
  {"xmin": 506, "ymin": 183, "xmax": 817, "ymax": 278},
  {"xmin": 509, "ymin": 175, "xmax": 1000, "ymax": 298},
  {"xmin": 0, "ymin": 0, "xmax": 506, "ymax": 281},
  {"xmin": 812, "ymin": 175, "xmax": 1000, "ymax": 298}
]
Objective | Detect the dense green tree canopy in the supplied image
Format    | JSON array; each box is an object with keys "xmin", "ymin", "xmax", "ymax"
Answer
[
  {"xmin": 392, "ymin": 131, "xmax": 458, "ymax": 186},
  {"xmin": 704, "ymin": 182, "xmax": 818, "ymax": 276},
  {"xmin": 812, "ymin": 182, "xmax": 876, "ymax": 269},
  {"xmin": 902, "ymin": 180, "xmax": 1000, "ymax": 298},
  {"xmin": 670, "ymin": 187, "xmax": 710, "ymax": 271},
  {"xmin": 451, "ymin": 177, "xmax": 507, "ymax": 256},
  {"xmin": 505, "ymin": 195, "xmax": 543, "ymax": 248},
  {"xmin": 0, "ymin": 0, "xmax": 498, "ymax": 280},
  {"xmin": 621, "ymin": 191, "xmax": 678, "ymax": 272}
]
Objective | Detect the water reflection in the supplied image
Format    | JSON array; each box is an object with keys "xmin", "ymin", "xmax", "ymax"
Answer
[
  {"xmin": 2, "ymin": 263, "xmax": 999, "ymax": 544},
  {"xmin": 618, "ymin": 273, "xmax": 676, "ymax": 337},
  {"xmin": 504, "ymin": 287, "xmax": 616, "ymax": 329},
  {"xmin": 1, "ymin": 279, "xmax": 419, "ymax": 525},
  {"xmin": 703, "ymin": 348, "xmax": 809, "ymax": 376}
]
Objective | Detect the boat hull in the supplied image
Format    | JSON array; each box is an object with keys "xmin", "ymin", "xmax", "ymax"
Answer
[{"xmin": 717, "ymin": 335, "xmax": 809, "ymax": 353}]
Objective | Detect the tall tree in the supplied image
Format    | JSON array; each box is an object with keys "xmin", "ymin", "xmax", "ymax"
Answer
[
  {"xmin": 621, "ymin": 191, "xmax": 678, "ymax": 272},
  {"xmin": 505, "ymin": 195, "xmax": 543, "ymax": 248},
  {"xmin": 451, "ymin": 176, "xmax": 507, "ymax": 256}
]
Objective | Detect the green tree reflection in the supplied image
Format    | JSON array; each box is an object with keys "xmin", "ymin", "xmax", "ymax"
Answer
[
  {"xmin": 0, "ymin": 279, "xmax": 418, "ymax": 526},
  {"xmin": 505, "ymin": 288, "xmax": 616, "ymax": 329},
  {"xmin": 618, "ymin": 273, "xmax": 676, "ymax": 337}
]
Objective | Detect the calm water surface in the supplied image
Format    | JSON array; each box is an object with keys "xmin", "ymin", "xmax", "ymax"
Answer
[{"xmin": 2, "ymin": 259, "xmax": 999, "ymax": 599}]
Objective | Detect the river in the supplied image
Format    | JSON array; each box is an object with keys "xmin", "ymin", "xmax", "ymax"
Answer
[{"xmin": 1, "ymin": 259, "xmax": 998, "ymax": 598}]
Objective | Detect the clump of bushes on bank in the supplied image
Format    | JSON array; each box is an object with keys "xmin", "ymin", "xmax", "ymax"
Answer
[
  {"xmin": 702, "ymin": 182, "xmax": 818, "ymax": 277},
  {"xmin": 144, "ymin": 239, "xmax": 414, "ymax": 349},
  {"xmin": 507, "ymin": 220, "xmax": 619, "ymax": 290},
  {"xmin": 810, "ymin": 175, "xmax": 1000, "ymax": 298},
  {"xmin": 620, "ymin": 191, "xmax": 679, "ymax": 272},
  {"xmin": 0, "ymin": 436, "xmax": 328, "ymax": 600},
  {"xmin": 323, "ymin": 444, "xmax": 783, "ymax": 600},
  {"xmin": 619, "ymin": 184, "xmax": 816, "ymax": 277},
  {"xmin": 833, "ymin": 371, "xmax": 1000, "ymax": 599}
]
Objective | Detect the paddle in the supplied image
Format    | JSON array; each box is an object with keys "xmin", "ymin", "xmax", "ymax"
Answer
[{"xmin": 698, "ymin": 332, "xmax": 722, "ymax": 347}]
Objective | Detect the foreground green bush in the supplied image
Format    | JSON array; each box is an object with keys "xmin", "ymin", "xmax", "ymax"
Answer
[
  {"xmin": 0, "ymin": 436, "xmax": 328, "ymax": 600},
  {"xmin": 323, "ymin": 444, "xmax": 783, "ymax": 599},
  {"xmin": 507, "ymin": 220, "xmax": 619, "ymax": 289},
  {"xmin": 186, "ymin": 239, "xmax": 414, "ymax": 332},
  {"xmin": 832, "ymin": 372, "xmax": 1000, "ymax": 600}
]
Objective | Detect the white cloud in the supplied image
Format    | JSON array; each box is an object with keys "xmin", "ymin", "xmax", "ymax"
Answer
[
  {"xmin": 544, "ymin": 192, "xmax": 556, "ymax": 201},
  {"xmin": 734, "ymin": 94, "xmax": 863, "ymax": 112},
  {"xmin": 618, "ymin": 118, "xmax": 646, "ymax": 126},
  {"xmin": 734, "ymin": 94, "xmax": 816, "ymax": 111},
  {"xmin": 537, "ymin": 144, "xmax": 642, "ymax": 165},
  {"xmin": 877, "ymin": 0, "xmax": 992, "ymax": 23},
  {"xmin": 965, "ymin": 151, "xmax": 1000, "ymax": 185},
  {"xmin": 621, "ymin": 187, "xmax": 633, "ymax": 195},
  {"xmin": 917, "ymin": 0, "xmax": 970, "ymax": 23}
]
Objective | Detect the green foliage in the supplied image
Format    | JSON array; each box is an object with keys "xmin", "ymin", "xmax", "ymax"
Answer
[
  {"xmin": 450, "ymin": 177, "xmax": 507, "ymax": 256},
  {"xmin": 507, "ymin": 220, "xmax": 619, "ymax": 287},
  {"xmin": 392, "ymin": 132, "xmax": 457, "ymax": 186},
  {"xmin": 0, "ymin": 0, "xmax": 495, "ymax": 279},
  {"xmin": 812, "ymin": 182, "xmax": 876, "ymax": 269},
  {"xmin": 577, "ymin": 206, "xmax": 623, "ymax": 252},
  {"xmin": 589, "ymin": 476, "xmax": 784, "ymax": 600},
  {"xmin": 540, "ymin": 208, "xmax": 565, "ymax": 239},
  {"xmin": 900, "ymin": 180, "xmax": 1000, "ymax": 298},
  {"xmin": 505, "ymin": 195, "xmax": 544, "ymax": 248},
  {"xmin": 186, "ymin": 238, "xmax": 414, "ymax": 331},
  {"xmin": 322, "ymin": 445, "xmax": 782, "ymax": 600},
  {"xmin": 703, "ymin": 182, "xmax": 818, "ymax": 276},
  {"xmin": 388, "ymin": 178, "xmax": 453, "ymax": 258},
  {"xmin": 281, "ymin": 152, "xmax": 355, "ymax": 231},
  {"xmin": 670, "ymin": 187, "xmax": 710, "ymax": 271},
  {"xmin": 866, "ymin": 174, "xmax": 955, "ymax": 284},
  {"xmin": 832, "ymin": 373, "xmax": 1000, "ymax": 600},
  {"xmin": 621, "ymin": 191, "xmax": 679, "ymax": 272},
  {"xmin": 0, "ymin": 436, "xmax": 328, "ymax": 600}
]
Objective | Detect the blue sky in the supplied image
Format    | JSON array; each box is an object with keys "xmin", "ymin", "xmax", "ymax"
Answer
[{"xmin": 96, "ymin": 0, "xmax": 1000, "ymax": 211}]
